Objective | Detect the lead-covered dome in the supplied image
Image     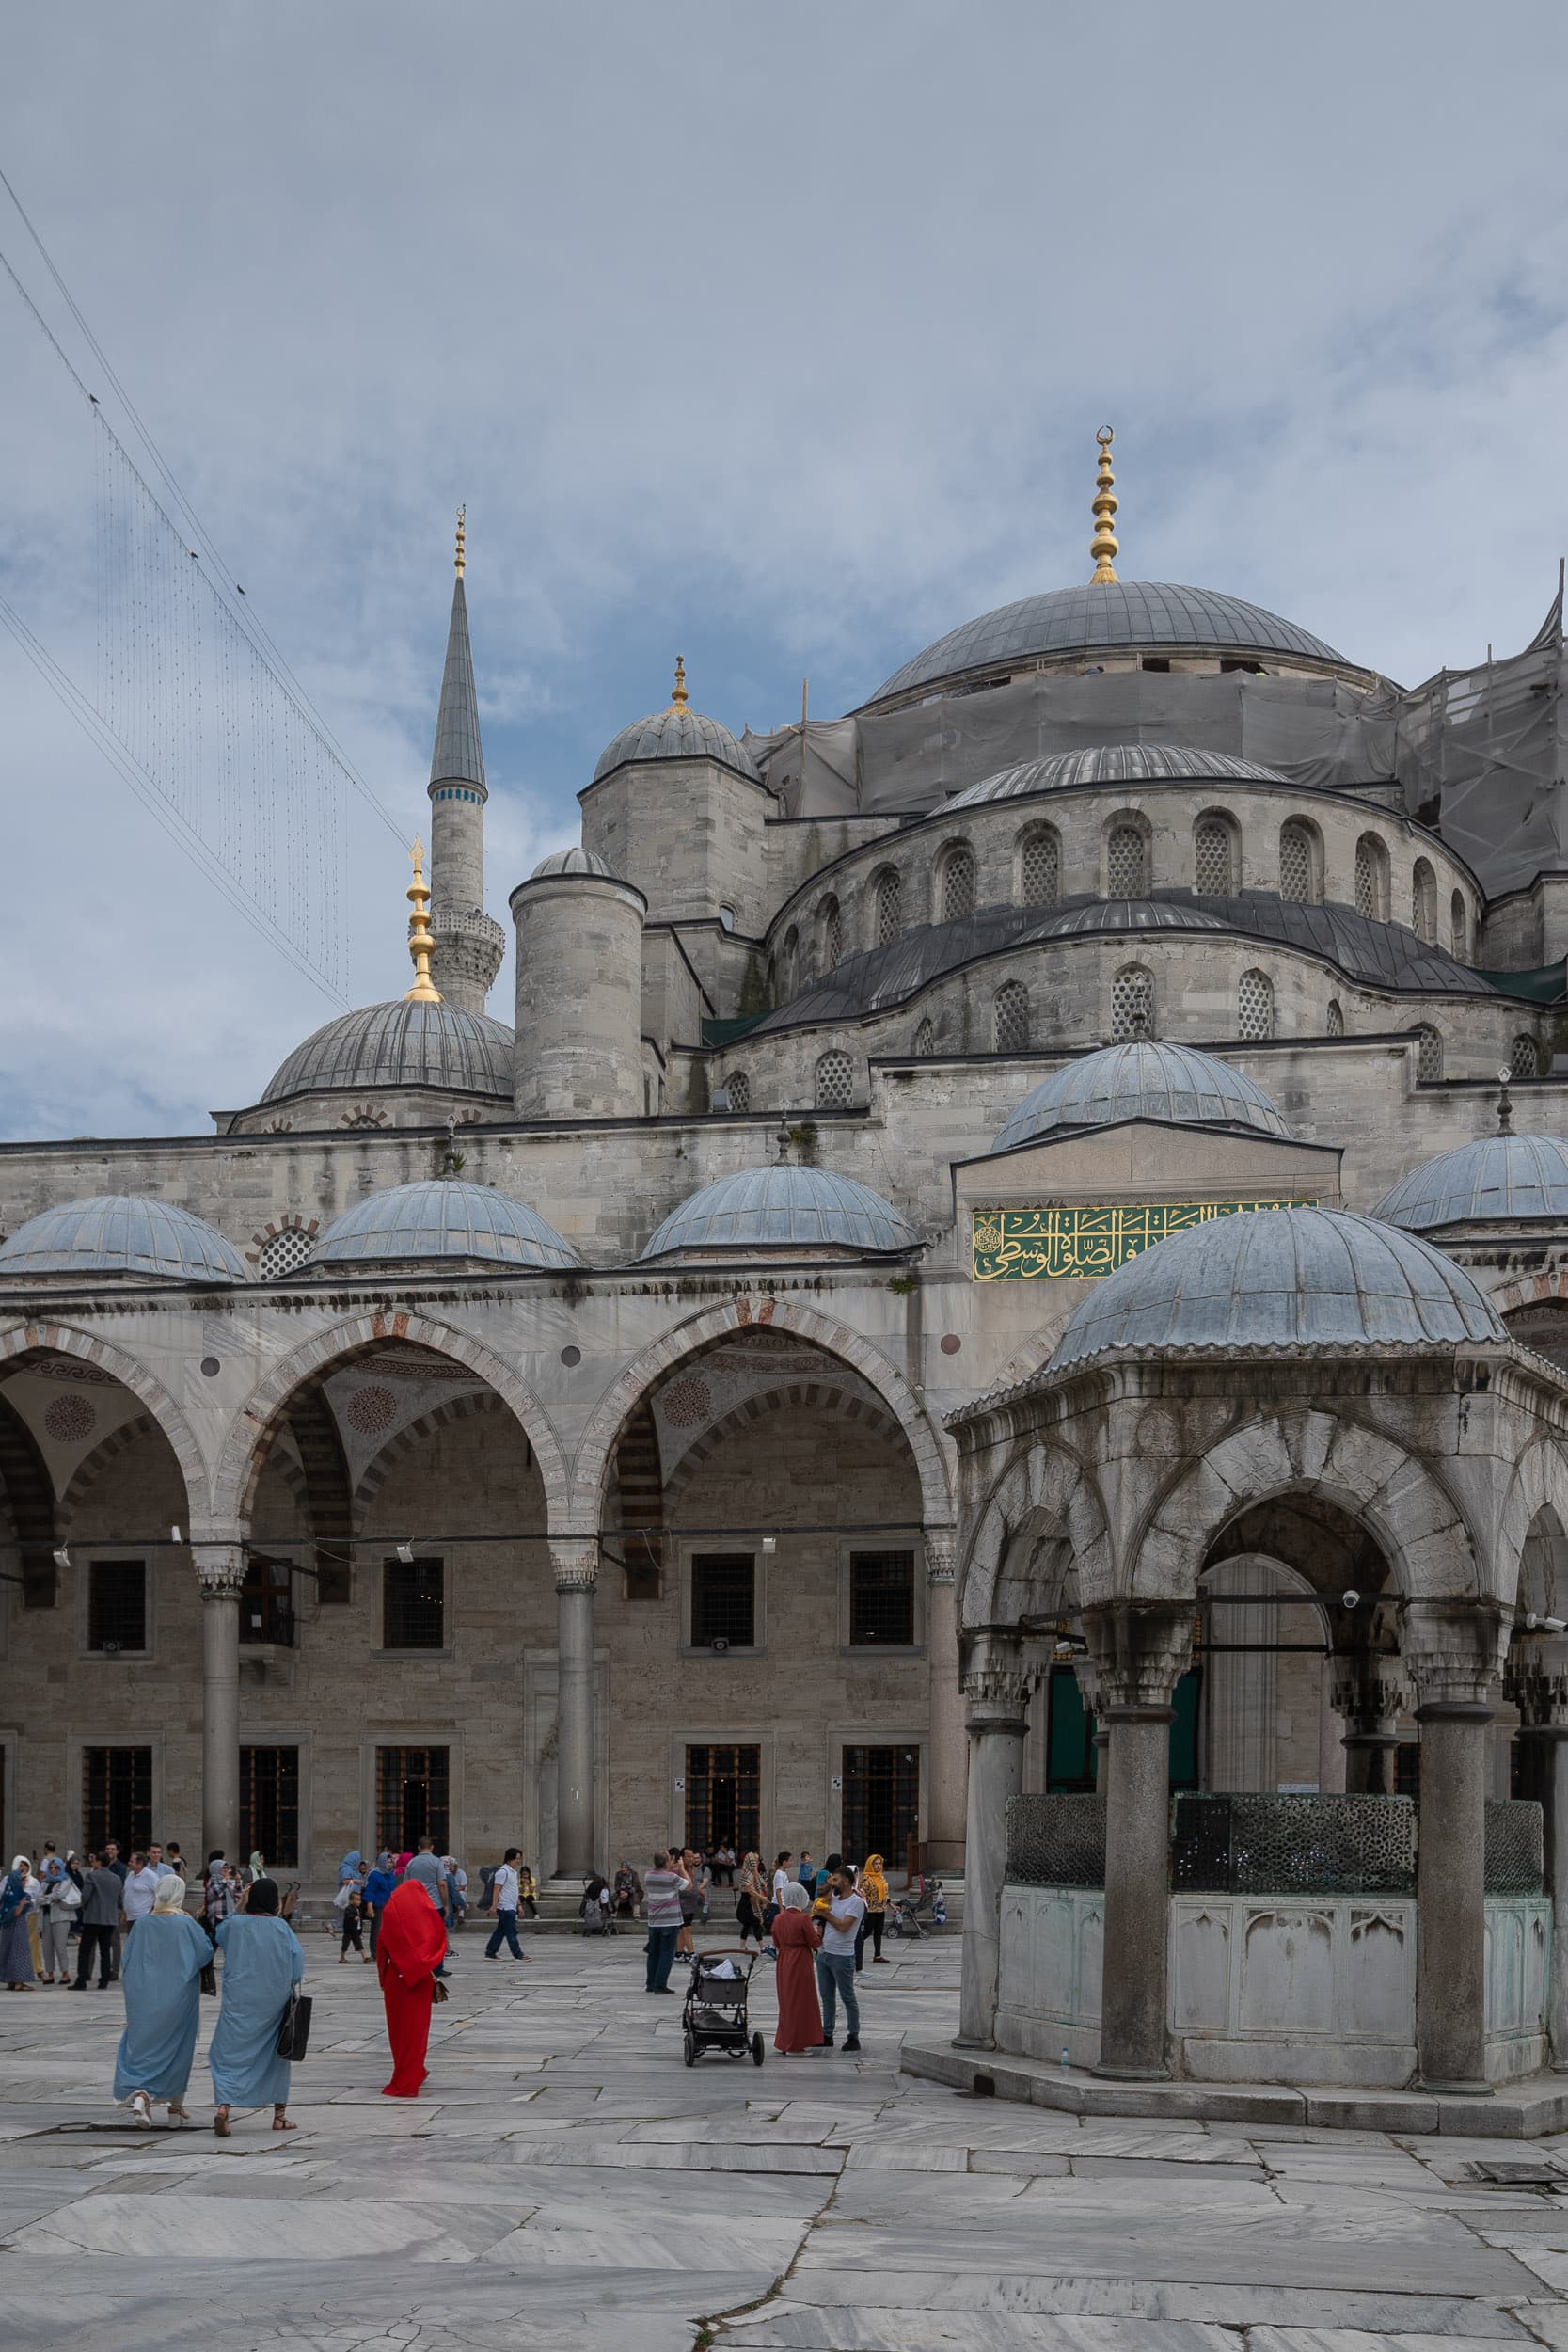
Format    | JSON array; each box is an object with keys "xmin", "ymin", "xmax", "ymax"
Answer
[
  {"xmin": 1374, "ymin": 1134, "xmax": 1568, "ymax": 1232},
  {"xmin": 529, "ymin": 847, "xmax": 615, "ymax": 880},
  {"xmin": 261, "ymin": 1001, "xmax": 514, "ymax": 1105},
  {"xmin": 867, "ymin": 582, "xmax": 1348, "ymax": 705},
  {"xmin": 309, "ymin": 1180, "xmax": 578, "ymax": 1271},
  {"xmin": 994, "ymin": 1041, "xmax": 1290, "ymax": 1154},
  {"xmin": 947, "ymin": 744, "xmax": 1289, "ymax": 807},
  {"xmin": 593, "ymin": 706, "xmax": 760, "ymax": 785},
  {"xmin": 641, "ymin": 1166, "xmax": 917, "ymax": 1260},
  {"xmin": 0, "ymin": 1195, "xmax": 249, "ymax": 1284},
  {"xmin": 1050, "ymin": 1205, "xmax": 1505, "ymax": 1373}
]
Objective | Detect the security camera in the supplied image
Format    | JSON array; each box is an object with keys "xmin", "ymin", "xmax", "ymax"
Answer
[
  {"xmin": 395, "ymin": 1541, "xmax": 415, "ymax": 1565},
  {"xmin": 710, "ymin": 1636, "xmax": 730, "ymax": 1655}
]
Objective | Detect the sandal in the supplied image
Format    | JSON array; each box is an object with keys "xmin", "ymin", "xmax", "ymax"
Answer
[
  {"xmin": 214, "ymin": 2106, "xmax": 231, "ymax": 2137},
  {"xmin": 130, "ymin": 2090, "xmax": 152, "ymax": 2127},
  {"xmin": 167, "ymin": 2105, "xmax": 191, "ymax": 2127},
  {"xmin": 272, "ymin": 2112, "xmax": 296, "ymax": 2131}
]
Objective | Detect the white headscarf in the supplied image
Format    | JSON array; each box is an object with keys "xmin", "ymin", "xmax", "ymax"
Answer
[
  {"xmin": 152, "ymin": 1873, "xmax": 189, "ymax": 1915},
  {"xmin": 779, "ymin": 1881, "xmax": 811, "ymax": 1911}
]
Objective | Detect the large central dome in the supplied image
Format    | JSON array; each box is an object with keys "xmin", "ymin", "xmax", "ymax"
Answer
[{"xmin": 865, "ymin": 581, "xmax": 1348, "ymax": 707}]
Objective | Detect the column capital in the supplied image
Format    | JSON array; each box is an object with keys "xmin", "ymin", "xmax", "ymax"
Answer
[
  {"xmin": 924, "ymin": 1530, "xmax": 958, "ymax": 1586},
  {"xmin": 1399, "ymin": 1598, "xmax": 1506, "ymax": 1709},
  {"xmin": 1330, "ymin": 1654, "xmax": 1409, "ymax": 1743},
  {"xmin": 1081, "ymin": 1600, "xmax": 1193, "ymax": 1711},
  {"xmin": 1506, "ymin": 1637, "xmax": 1568, "ymax": 1732},
  {"xmin": 960, "ymin": 1629, "xmax": 1031, "ymax": 1730},
  {"xmin": 551, "ymin": 1538, "xmax": 598, "ymax": 1594},
  {"xmin": 192, "ymin": 1541, "xmax": 245, "ymax": 1601}
]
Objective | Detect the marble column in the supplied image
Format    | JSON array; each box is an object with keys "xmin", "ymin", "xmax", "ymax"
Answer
[
  {"xmin": 1330, "ymin": 1656, "xmax": 1408, "ymax": 1794},
  {"xmin": 551, "ymin": 1539, "xmax": 597, "ymax": 1881},
  {"xmin": 1505, "ymin": 1643, "xmax": 1568, "ymax": 2068},
  {"xmin": 1083, "ymin": 1601, "xmax": 1193, "ymax": 2081},
  {"xmin": 194, "ymin": 1540, "xmax": 245, "ymax": 1865},
  {"xmin": 954, "ymin": 1634, "xmax": 1030, "ymax": 2049},
  {"xmin": 1403, "ymin": 1601, "xmax": 1505, "ymax": 2096},
  {"xmin": 925, "ymin": 1533, "xmax": 966, "ymax": 1871}
]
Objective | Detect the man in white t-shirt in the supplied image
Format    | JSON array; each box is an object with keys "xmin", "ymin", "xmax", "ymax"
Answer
[
  {"xmin": 814, "ymin": 1862, "xmax": 865, "ymax": 2051},
  {"xmin": 483, "ymin": 1848, "xmax": 530, "ymax": 1962},
  {"xmin": 120, "ymin": 1854, "xmax": 160, "ymax": 1928}
]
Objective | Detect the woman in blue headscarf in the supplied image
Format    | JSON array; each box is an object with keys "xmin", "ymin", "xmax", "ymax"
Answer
[
  {"xmin": 337, "ymin": 1850, "xmax": 364, "ymax": 1885},
  {"xmin": 0, "ymin": 1858, "xmax": 38, "ymax": 1991},
  {"xmin": 114, "ymin": 1873, "xmax": 211, "ymax": 2124},
  {"xmin": 209, "ymin": 1878, "xmax": 305, "ymax": 2135}
]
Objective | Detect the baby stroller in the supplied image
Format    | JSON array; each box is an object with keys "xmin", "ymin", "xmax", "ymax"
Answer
[
  {"xmin": 681, "ymin": 1948, "xmax": 764, "ymax": 2068},
  {"xmin": 891, "ymin": 1872, "xmax": 947, "ymax": 1939}
]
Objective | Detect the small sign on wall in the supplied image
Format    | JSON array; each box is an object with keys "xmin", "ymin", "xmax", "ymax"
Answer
[
  {"xmin": 673, "ymin": 1778, "xmax": 685, "ymax": 1792},
  {"xmin": 831, "ymin": 1775, "xmax": 843, "ymax": 1790}
]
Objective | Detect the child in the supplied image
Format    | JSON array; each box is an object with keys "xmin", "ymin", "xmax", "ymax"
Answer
[{"xmin": 336, "ymin": 1873, "xmax": 371, "ymax": 1963}]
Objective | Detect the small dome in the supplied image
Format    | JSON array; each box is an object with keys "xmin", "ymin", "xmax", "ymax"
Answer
[
  {"xmin": 261, "ymin": 1000, "xmax": 513, "ymax": 1106},
  {"xmin": 994, "ymin": 1041, "xmax": 1290, "ymax": 1154},
  {"xmin": 0, "ymin": 1195, "xmax": 249, "ymax": 1284},
  {"xmin": 1050, "ymin": 1205, "xmax": 1505, "ymax": 1374},
  {"xmin": 868, "ymin": 582, "xmax": 1349, "ymax": 705},
  {"xmin": 593, "ymin": 705, "xmax": 760, "ymax": 785},
  {"xmin": 1374, "ymin": 1133, "xmax": 1568, "ymax": 1231},
  {"xmin": 641, "ymin": 1166, "xmax": 917, "ymax": 1259},
  {"xmin": 947, "ymin": 744, "xmax": 1289, "ymax": 807},
  {"xmin": 529, "ymin": 847, "xmax": 616, "ymax": 881},
  {"xmin": 309, "ymin": 1180, "xmax": 578, "ymax": 1271}
]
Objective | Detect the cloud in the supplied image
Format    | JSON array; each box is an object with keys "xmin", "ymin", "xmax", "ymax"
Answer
[{"xmin": 2, "ymin": 0, "xmax": 1567, "ymax": 1133}]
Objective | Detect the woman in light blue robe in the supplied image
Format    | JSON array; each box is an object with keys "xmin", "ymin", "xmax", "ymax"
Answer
[
  {"xmin": 210, "ymin": 1877, "xmax": 305, "ymax": 2134},
  {"xmin": 114, "ymin": 1872, "xmax": 211, "ymax": 2123}
]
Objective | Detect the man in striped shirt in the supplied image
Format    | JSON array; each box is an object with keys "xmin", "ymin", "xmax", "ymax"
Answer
[{"xmin": 643, "ymin": 1851, "xmax": 689, "ymax": 1994}]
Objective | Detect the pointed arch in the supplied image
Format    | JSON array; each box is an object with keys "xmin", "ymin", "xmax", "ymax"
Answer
[
  {"xmin": 0, "ymin": 1321, "xmax": 207, "ymax": 1523},
  {"xmin": 958, "ymin": 1438, "xmax": 1112, "ymax": 1630},
  {"xmin": 663, "ymin": 1378, "xmax": 908, "ymax": 1507},
  {"xmin": 568, "ymin": 1295, "xmax": 953, "ymax": 1535},
  {"xmin": 351, "ymin": 1389, "xmax": 519, "ymax": 1516}
]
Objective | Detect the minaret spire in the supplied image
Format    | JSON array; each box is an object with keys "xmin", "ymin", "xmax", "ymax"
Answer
[
  {"xmin": 425, "ymin": 507, "xmax": 505, "ymax": 1013},
  {"xmin": 404, "ymin": 838, "xmax": 441, "ymax": 1004},
  {"xmin": 1089, "ymin": 426, "xmax": 1119, "ymax": 584}
]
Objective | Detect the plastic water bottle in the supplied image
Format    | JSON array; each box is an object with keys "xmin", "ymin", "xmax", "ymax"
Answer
[{"xmin": 1060, "ymin": 2047, "xmax": 1070, "ymax": 2074}]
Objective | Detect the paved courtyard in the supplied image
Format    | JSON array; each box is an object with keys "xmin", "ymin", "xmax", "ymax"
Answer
[{"xmin": 5, "ymin": 1928, "xmax": 1568, "ymax": 2352}]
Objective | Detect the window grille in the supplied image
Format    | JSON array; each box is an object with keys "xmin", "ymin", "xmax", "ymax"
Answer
[
  {"xmin": 722, "ymin": 1070, "xmax": 751, "ymax": 1112},
  {"xmin": 1237, "ymin": 969, "xmax": 1274, "ymax": 1040},
  {"xmin": 1416, "ymin": 1025, "xmax": 1443, "ymax": 1081},
  {"xmin": 1354, "ymin": 835, "xmax": 1387, "ymax": 920},
  {"xmin": 1512, "ymin": 1034, "xmax": 1542, "ymax": 1079},
  {"xmin": 816, "ymin": 1049, "xmax": 853, "ymax": 1107},
  {"xmin": 241, "ymin": 1746, "xmax": 299, "ymax": 1867},
  {"xmin": 684, "ymin": 1742, "xmax": 761, "ymax": 1854},
  {"xmin": 384, "ymin": 1556, "xmax": 445, "ymax": 1649},
  {"xmin": 1020, "ymin": 827, "xmax": 1060, "ymax": 906},
  {"xmin": 874, "ymin": 869, "xmax": 901, "ymax": 946},
  {"xmin": 912, "ymin": 1018, "xmax": 935, "ymax": 1056},
  {"xmin": 849, "ymin": 1550, "xmax": 915, "ymax": 1645},
  {"xmin": 1450, "ymin": 890, "xmax": 1467, "ymax": 961},
  {"xmin": 1278, "ymin": 821, "xmax": 1313, "ymax": 903},
  {"xmin": 941, "ymin": 847, "xmax": 975, "ymax": 922},
  {"xmin": 1110, "ymin": 964, "xmax": 1153, "ymax": 1041},
  {"xmin": 822, "ymin": 896, "xmax": 843, "ymax": 969},
  {"xmin": 376, "ymin": 1745, "xmax": 449, "ymax": 1855},
  {"xmin": 258, "ymin": 1226, "xmax": 313, "ymax": 1279},
  {"xmin": 88, "ymin": 1560, "xmax": 146, "ymax": 1653},
  {"xmin": 1326, "ymin": 999, "xmax": 1345, "ymax": 1037},
  {"xmin": 82, "ymin": 1746, "xmax": 151, "ymax": 1855},
  {"xmin": 841, "ymin": 1744, "xmax": 920, "ymax": 1864},
  {"xmin": 1194, "ymin": 818, "xmax": 1234, "ymax": 896},
  {"xmin": 691, "ymin": 1553, "xmax": 755, "ymax": 1647},
  {"xmin": 992, "ymin": 980, "xmax": 1029, "ymax": 1052},
  {"xmin": 1107, "ymin": 823, "xmax": 1147, "ymax": 896},
  {"xmin": 240, "ymin": 1553, "xmax": 294, "ymax": 1646},
  {"xmin": 1413, "ymin": 860, "xmax": 1438, "ymax": 945}
]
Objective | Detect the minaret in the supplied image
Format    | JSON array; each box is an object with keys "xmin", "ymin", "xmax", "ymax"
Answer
[{"xmin": 426, "ymin": 507, "xmax": 505, "ymax": 1013}]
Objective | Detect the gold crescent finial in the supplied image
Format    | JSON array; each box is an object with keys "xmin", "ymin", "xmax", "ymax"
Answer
[
  {"xmin": 1090, "ymin": 426, "xmax": 1119, "ymax": 584},
  {"xmin": 671, "ymin": 654, "xmax": 689, "ymax": 708},
  {"xmin": 404, "ymin": 836, "xmax": 442, "ymax": 1003},
  {"xmin": 454, "ymin": 505, "xmax": 466, "ymax": 578}
]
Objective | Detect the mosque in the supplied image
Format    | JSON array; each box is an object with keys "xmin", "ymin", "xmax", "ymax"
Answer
[{"xmin": 6, "ymin": 436, "xmax": 1568, "ymax": 2103}]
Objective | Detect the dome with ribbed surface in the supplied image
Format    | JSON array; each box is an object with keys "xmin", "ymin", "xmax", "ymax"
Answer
[
  {"xmin": 867, "ymin": 582, "xmax": 1348, "ymax": 705},
  {"xmin": 946, "ymin": 744, "xmax": 1289, "ymax": 807},
  {"xmin": 530, "ymin": 847, "xmax": 616, "ymax": 880},
  {"xmin": 994, "ymin": 1041, "xmax": 1290, "ymax": 1154},
  {"xmin": 261, "ymin": 1001, "xmax": 513, "ymax": 1105},
  {"xmin": 309, "ymin": 1180, "xmax": 578, "ymax": 1270},
  {"xmin": 1374, "ymin": 1134, "xmax": 1568, "ymax": 1232},
  {"xmin": 1050, "ymin": 1205, "xmax": 1505, "ymax": 1373},
  {"xmin": 641, "ymin": 1167, "xmax": 917, "ymax": 1259},
  {"xmin": 0, "ymin": 1195, "xmax": 249, "ymax": 1284},
  {"xmin": 593, "ymin": 706, "xmax": 760, "ymax": 784}
]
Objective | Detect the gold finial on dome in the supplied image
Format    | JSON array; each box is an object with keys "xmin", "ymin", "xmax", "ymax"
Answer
[
  {"xmin": 671, "ymin": 655, "xmax": 689, "ymax": 708},
  {"xmin": 404, "ymin": 837, "xmax": 442, "ymax": 1004},
  {"xmin": 454, "ymin": 504, "xmax": 466, "ymax": 578},
  {"xmin": 1089, "ymin": 426, "xmax": 1119, "ymax": 584}
]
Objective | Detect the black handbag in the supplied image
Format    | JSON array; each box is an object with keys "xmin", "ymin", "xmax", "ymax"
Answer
[
  {"xmin": 198, "ymin": 1963, "xmax": 216, "ymax": 1996},
  {"xmin": 275, "ymin": 1988, "xmax": 312, "ymax": 2060}
]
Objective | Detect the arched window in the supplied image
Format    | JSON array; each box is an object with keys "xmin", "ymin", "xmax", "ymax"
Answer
[
  {"xmin": 992, "ymin": 980, "xmax": 1029, "ymax": 1052},
  {"xmin": 258, "ymin": 1226, "xmax": 315, "ymax": 1279},
  {"xmin": 1412, "ymin": 858, "xmax": 1438, "ymax": 945},
  {"xmin": 1279, "ymin": 818, "xmax": 1321, "ymax": 905},
  {"xmin": 912, "ymin": 1017, "xmax": 936, "ymax": 1057},
  {"xmin": 816, "ymin": 1049, "xmax": 854, "ymax": 1107},
  {"xmin": 722, "ymin": 1070, "xmax": 751, "ymax": 1112},
  {"xmin": 1354, "ymin": 833, "xmax": 1389, "ymax": 921},
  {"xmin": 819, "ymin": 894, "xmax": 843, "ymax": 971},
  {"xmin": 1106, "ymin": 819, "xmax": 1148, "ymax": 897},
  {"xmin": 873, "ymin": 868, "xmax": 901, "ymax": 946},
  {"xmin": 1325, "ymin": 999, "xmax": 1345, "ymax": 1038},
  {"xmin": 1512, "ymin": 1034, "xmax": 1542, "ymax": 1080},
  {"xmin": 1194, "ymin": 813, "xmax": 1237, "ymax": 896},
  {"xmin": 1237, "ymin": 968, "xmax": 1275, "ymax": 1040},
  {"xmin": 1415, "ymin": 1025, "xmax": 1443, "ymax": 1082},
  {"xmin": 780, "ymin": 927, "xmax": 800, "ymax": 1000},
  {"xmin": 940, "ymin": 844, "xmax": 975, "ymax": 923},
  {"xmin": 1019, "ymin": 824, "xmax": 1060, "ymax": 908},
  {"xmin": 1110, "ymin": 963, "xmax": 1153, "ymax": 1041},
  {"xmin": 1449, "ymin": 889, "xmax": 1467, "ymax": 961}
]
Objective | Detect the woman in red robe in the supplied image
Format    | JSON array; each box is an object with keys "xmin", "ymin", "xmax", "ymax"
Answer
[
  {"xmin": 770, "ymin": 1883, "xmax": 824, "ymax": 2054},
  {"xmin": 376, "ymin": 1879, "xmax": 449, "ymax": 2097}
]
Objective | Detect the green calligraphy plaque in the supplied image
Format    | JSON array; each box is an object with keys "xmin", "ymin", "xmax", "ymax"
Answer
[{"xmin": 972, "ymin": 1200, "xmax": 1315, "ymax": 1281}]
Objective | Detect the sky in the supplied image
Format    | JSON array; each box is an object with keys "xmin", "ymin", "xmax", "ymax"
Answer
[{"xmin": 3, "ymin": 2, "xmax": 1568, "ymax": 1138}]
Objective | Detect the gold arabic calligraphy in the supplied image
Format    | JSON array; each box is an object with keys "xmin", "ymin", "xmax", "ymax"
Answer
[{"xmin": 972, "ymin": 1200, "xmax": 1314, "ymax": 1281}]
